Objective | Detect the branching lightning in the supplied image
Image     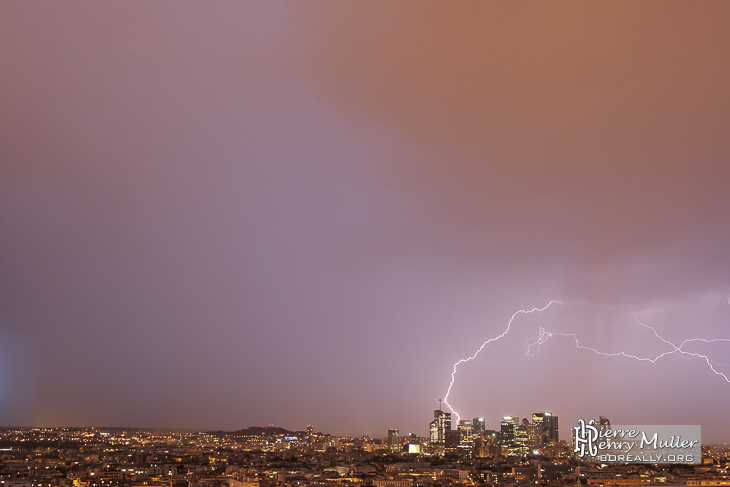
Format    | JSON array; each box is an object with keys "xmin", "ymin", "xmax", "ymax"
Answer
[
  {"xmin": 525, "ymin": 319, "xmax": 730, "ymax": 384},
  {"xmin": 636, "ymin": 319, "xmax": 730, "ymax": 383},
  {"xmin": 441, "ymin": 299, "xmax": 730, "ymax": 423},
  {"xmin": 442, "ymin": 300, "xmax": 561, "ymax": 423}
]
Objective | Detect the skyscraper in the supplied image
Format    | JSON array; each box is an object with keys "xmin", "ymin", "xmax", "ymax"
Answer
[
  {"xmin": 388, "ymin": 429, "xmax": 400, "ymax": 454},
  {"xmin": 515, "ymin": 418, "xmax": 540, "ymax": 450},
  {"xmin": 472, "ymin": 417, "xmax": 486, "ymax": 438},
  {"xmin": 458, "ymin": 420, "xmax": 473, "ymax": 453},
  {"xmin": 500, "ymin": 416, "xmax": 519, "ymax": 445},
  {"xmin": 532, "ymin": 411, "xmax": 559, "ymax": 444},
  {"xmin": 429, "ymin": 410, "xmax": 451, "ymax": 454}
]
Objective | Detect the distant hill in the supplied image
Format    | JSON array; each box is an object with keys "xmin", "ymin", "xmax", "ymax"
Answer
[{"xmin": 210, "ymin": 426, "xmax": 306, "ymax": 437}]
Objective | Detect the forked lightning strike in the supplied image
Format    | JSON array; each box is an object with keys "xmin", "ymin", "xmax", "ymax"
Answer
[
  {"xmin": 442, "ymin": 299, "xmax": 730, "ymax": 423},
  {"xmin": 442, "ymin": 301, "xmax": 561, "ymax": 423},
  {"xmin": 525, "ymin": 319, "xmax": 730, "ymax": 384},
  {"xmin": 635, "ymin": 319, "xmax": 730, "ymax": 383}
]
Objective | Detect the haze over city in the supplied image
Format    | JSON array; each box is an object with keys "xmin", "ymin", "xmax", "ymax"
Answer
[{"xmin": 1, "ymin": 3, "xmax": 730, "ymax": 443}]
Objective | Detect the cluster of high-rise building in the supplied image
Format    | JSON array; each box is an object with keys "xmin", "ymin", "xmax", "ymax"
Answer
[
  {"xmin": 426, "ymin": 409, "xmax": 559, "ymax": 457},
  {"xmin": 1, "ymin": 424, "xmax": 728, "ymax": 487}
]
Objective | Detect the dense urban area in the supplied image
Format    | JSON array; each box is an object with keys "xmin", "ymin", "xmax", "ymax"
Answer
[{"xmin": 1, "ymin": 414, "xmax": 729, "ymax": 487}]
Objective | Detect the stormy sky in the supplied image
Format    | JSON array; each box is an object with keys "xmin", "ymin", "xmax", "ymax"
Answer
[{"xmin": 1, "ymin": 2, "xmax": 730, "ymax": 442}]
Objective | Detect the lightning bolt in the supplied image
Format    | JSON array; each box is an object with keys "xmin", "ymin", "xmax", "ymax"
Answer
[
  {"xmin": 525, "ymin": 318, "xmax": 730, "ymax": 383},
  {"xmin": 442, "ymin": 300, "xmax": 561, "ymax": 423},
  {"xmin": 440, "ymin": 298, "xmax": 730, "ymax": 424},
  {"xmin": 637, "ymin": 319, "xmax": 730, "ymax": 383}
]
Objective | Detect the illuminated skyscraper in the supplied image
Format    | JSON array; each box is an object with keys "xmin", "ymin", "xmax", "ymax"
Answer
[
  {"xmin": 472, "ymin": 417, "xmax": 486, "ymax": 438},
  {"xmin": 532, "ymin": 411, "xmax": 559, "ymax": 444},
  {"xmin": 531, "ymin": 413, "xmax": 544, "ymax": 446},
  {"xmin": 458, "ymin": 420, "xmax": 473, "ymax": 453},
  {"xmin": 388, "ymin": 429, "xmax": 400, "ymax": 454},
  {"xmin": 500, "ymin": 416, "xmax": 519, "ymax": 445},
  {"xmin": 429, "ymin": 410, "xmax": 451, "ymax": 454},
  {"xmin": 514, "ymin": 418, "xmax": 541, "ymax": 450}
]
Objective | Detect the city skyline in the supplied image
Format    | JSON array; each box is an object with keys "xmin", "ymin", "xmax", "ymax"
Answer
[
  {"xmin": 2, "ymin": 3, "xmax": 730, "ymax": 443},
  {"xmin": 0, "ymin": 425, "xmax": 724, "ymax": 487},
  {"xmin": 0, "ymin": 406, "xmax": 712, "ymax": 447}
]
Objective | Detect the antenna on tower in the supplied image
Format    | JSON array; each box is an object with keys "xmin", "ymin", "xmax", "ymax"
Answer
[{"xmin": 438, "ymin": 398, "xmax": 443, "ymax": 411}]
